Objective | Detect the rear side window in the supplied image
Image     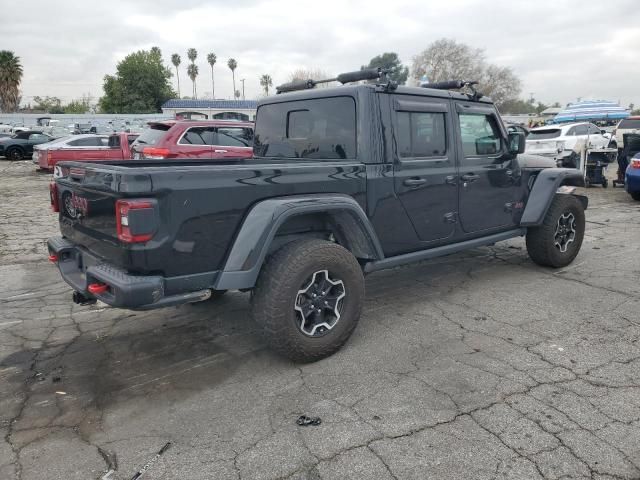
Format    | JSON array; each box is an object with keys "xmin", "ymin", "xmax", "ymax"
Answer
[
  {"xmin": 133, "ymin": 125, "xmax": 169, "ymax": 147},
  {"xmin": 68, "ymin": 137, "xmax": 106, "ymax": 147},
  {"xmin": 254, "ymin": 96, "xmax": 356, "ymax": 159},
  {"xmin": 571, "ymin": 125, "xmax": 589, "ymax": 136},
  {"xmin": 179, "ymin": 127, "xmax": 215, "ymax": 145},
  {"xmin": 458, "ymin": 114, "xmax": 501, "ymax": 156},
  {"xmin": 618, "ymin": 118, "xmax": 640, "ymax": 129},
  {"xmin": 528, "ymin": 129, "xmax": 561, "ymax": 140},
  {"xmin": 215, "ymin": 127, "xmax": 253, "ymax": 147},
  {"xmin": 396, "ymin": 112, "xmax": 446, "ymax": 158}
]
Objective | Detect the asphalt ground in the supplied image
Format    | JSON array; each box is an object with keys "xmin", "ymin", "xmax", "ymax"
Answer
[{"xmin": 0, "ymin": 159, "xmax": 639, "ymax": 479}]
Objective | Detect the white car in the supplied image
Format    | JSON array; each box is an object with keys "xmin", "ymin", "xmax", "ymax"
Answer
[
  {"xmin": 525, "ymin": 122, "xmax": 611, "ymax": 166},
  {"xmin": 614, "ymin": 117, "xmax": 640, "ymax": 150}
]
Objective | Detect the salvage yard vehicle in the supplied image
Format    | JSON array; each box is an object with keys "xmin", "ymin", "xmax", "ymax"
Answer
[
  {"xmin": 48, "ymin": 69, "xmax": 588, "ymax": 362},
  {"xmin": 130, "ymin": 119, "xmax": 254, "ymax": 160},
  {"xmin": 35, "ymin": 132, "xmax": 139, "ymax": 171},
  {"xmin": 525, "ymin": 122, "xmax": 611, "ymax": 167},
  {"xmin": 0, "ymin": 130, "xmax": 54, "ymax": 160}
]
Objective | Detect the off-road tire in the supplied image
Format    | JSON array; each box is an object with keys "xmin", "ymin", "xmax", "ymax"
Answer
[
  {"xmin": 251, "ymin": 239, "xmax": 364, "ymax": 362},
  {"xmin": 526, "ymin": 194, "xmax": 585, "ymax": 268},
  {"xmin": 6, "ymin": 147, "xmax": 24, "ymax": 160},
  {"xmin": 630, "ymin": 191, "xmax": 640, "ymax": 201}
]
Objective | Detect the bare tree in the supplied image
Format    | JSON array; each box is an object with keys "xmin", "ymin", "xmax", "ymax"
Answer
[
  {"xmin": 288, "ymin": 68, "xmax": 335, "ymax": 88},
  {"xmin": 412, "ymin": 38, "xmax": 521, "ymax": 107}
]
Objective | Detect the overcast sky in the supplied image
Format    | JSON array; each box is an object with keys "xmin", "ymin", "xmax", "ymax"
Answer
[{"xmin": 4, "ymin": 0, "xmax": 640, "ymax": 107}]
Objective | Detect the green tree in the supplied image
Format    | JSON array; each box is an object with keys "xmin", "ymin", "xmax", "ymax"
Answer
[
  {"xmin": 171, "ymin": 53, "xmax": 181, "ymax": 98},
  {"xmin": 228, "ymin": 58, "xmax": 237, "ymax": 99},
  {"xmin": 187, "ymin": 64, "xmax": 199, "ymax": 99},
  {"xmin": 99, "ymin": 47, "xmax": 175, "ymax": 113},
  {"xmin": 64, "ymin": 98, "xmax": 90, "ymax": 114},
  {"xmin": 33, "ymin": 96, "xmax": 64, "ymax": 113},
  {"xmin": 207, "ymin": 52, "xmax": 217, "ymax": 99},
  {"xmin": 0, "ymin": 50, "xmax": 23, "ymax": 112},
  {"xmin": 362, "ymin": 52, "xmax": 408, "ymax": 84},
  {"xmin": 259, "ymin": 74, "xmax": 273, "ymax": 96}
]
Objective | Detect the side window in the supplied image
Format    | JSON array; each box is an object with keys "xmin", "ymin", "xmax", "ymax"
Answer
[
  {"xmin": 215, "ymin": 127, "xmax": 252, "ymax": 147},
  {"xmin": 566, "ymin": 127, "xmax": 576, "ymax": 136},
  {"xmin": 588, "ymin": 125, "xmax": 601, "ymax": 135},
  {"xmin": 29, "ymin": 133, "xmax": 48, "ymax": 142},
  {"xmin": 573, "ymin": 125, "xmax": 588, "ymax": 136},
  {"xmin": 68, "ymin": 137, "xmax": 105, "ymax": 147},
  {"xmin": 396, "ymin": 111, "xmax": 446, "ymax": 158},
  {"xmin": 179, "ymin": 127, "xmax": 215, "ymax": 145},
  {"xmin": 458, "ymin": 114, "xmax": 501, "ymax": 156}
]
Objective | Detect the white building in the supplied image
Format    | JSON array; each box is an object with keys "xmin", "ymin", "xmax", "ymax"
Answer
[{"xmin": 161, "ymin": 99, "xmax": 258, "ymax": 121}]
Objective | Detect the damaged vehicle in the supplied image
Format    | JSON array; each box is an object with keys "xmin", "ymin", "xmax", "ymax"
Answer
[{"xmin": 48, "ymin": 69, "xmax": 588, "ymax": 362}]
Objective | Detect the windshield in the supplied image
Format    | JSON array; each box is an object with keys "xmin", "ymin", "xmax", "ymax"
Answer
[
  {"xmin": 528, "ymin": 129, "xmax": 561, "ymax": 140},
  {"xmin": 618, "ymin": 119, "xmax": 640, "ymax": 129},
  {"xmin": 131, "ymin": 125, "xmax": 170, "ymax": 147}
]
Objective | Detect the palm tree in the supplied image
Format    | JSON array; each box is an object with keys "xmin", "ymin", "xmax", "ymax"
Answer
[
  {"xmin": 187, "ymin": 64, "xmax": 199, "ymax": 99},
  {"xmin": 207, "ymin": 53, "xmax": 217, "ymax": 99},
  {"xmin": 227, "ymin": 58, "xmax": 237, "ymax": 99},
  {"xmin": 259, "ymin": 74, "xmax": 273, "ymax": 96},
  {"xmin": 186, "ymin": 48, "xmax": 198, "ymax": 98},
  {"xmin": 171, "ymin": 53, "xmax": 181, "ymax": 97},
  {"xmin": 0, "ymin": 51, "xmax": 23, "ymax": 112}
]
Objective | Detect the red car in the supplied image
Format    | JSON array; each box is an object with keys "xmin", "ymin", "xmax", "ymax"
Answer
[
  {"xmin": 35, "ymin": 132, "xmax": 139, "ymax": 171},
  {"xmin": 130, "ymin": 120, "xmax": 254, "ymax": 160}
]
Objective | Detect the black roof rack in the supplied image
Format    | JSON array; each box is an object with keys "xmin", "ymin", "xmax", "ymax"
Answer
[
  {"xmin": 276, "ymin": 67, "xmax": 395, "ymax": 94},
  {"xmin": 421, "ymin": 80, "xmax": 483, "ymax": 101}
]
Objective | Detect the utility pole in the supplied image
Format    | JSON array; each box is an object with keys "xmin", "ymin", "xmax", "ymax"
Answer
[{"xmin": 240, "ymin": 79, "xmax": 245, "ymax": 100}]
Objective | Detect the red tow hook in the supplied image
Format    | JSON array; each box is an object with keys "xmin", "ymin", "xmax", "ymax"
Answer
[
  {"xmin": 48, "ymin": 254, "xmax": 58, "ymax": 263},
  {"xmin": 87, "ymin": 283, "xmax": 109, "ymax": 295}
]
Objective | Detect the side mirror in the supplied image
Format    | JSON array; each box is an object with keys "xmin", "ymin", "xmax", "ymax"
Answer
[
  {"xmin": 600, "ymin": 129, "xmax": 606, "ymax": 135},
  {"xmin": 508, "ymin": 131, "xmax": 526, "ymax": 155}
]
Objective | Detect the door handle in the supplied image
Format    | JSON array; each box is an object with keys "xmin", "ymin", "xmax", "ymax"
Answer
[
  {"xmin": 403, "ymin": 178, "xmax": 427, "ymax": 187},
  {"xmin": 461, "ymin": 173, "xmax": 480, "ymax": 182},
  {"xmin": 445, "ymin": 175, "xmax": 457, "ymax": 186},
  {"xmin": 214, "ymin": 149, "xmax": 228, "ymax": 153}
]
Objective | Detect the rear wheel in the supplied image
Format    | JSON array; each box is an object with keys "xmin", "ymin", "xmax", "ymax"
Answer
[
  {"xmin": 7, "ymin": 147, "xmax": 24, "ymax": 160},
  {"xmin": 526, "ymin": 194, "xmax": 585, "ymax": 268},
  {"xmin": 251, "ymin": 239, "xmax": 364, "ymax": 362},
  {"xmin": 630, "ymin": 191, "xmax": 640, "ymax": 201}
]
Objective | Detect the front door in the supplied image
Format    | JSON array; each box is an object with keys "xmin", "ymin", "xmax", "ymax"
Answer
[
  {"xmin": 455, "ymin": 103, "xmax": 520, "ymax": 233},
  {"xmin": 392, "ymin": 95, "xmax": 458, "ymax": 244}
]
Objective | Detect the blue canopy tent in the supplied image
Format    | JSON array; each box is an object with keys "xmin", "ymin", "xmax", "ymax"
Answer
[{"xmin": 552, "ymin": 100, "xmax": 630, "ymax": 123}]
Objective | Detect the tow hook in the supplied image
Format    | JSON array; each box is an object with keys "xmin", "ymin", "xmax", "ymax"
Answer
[{"xmin": 72, "ymin": 291, "xmax": 97, "ymax": 306}]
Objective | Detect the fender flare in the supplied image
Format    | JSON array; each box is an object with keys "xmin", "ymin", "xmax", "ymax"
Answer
[
  {"xmin": 520, "ymin": 168, "xmax": 587, "ymax": 226},
  {"xmin": 214, "ymin": 194, "xmax": 383, "ymax": 290}
]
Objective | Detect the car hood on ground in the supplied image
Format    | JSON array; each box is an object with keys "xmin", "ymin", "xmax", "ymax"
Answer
[{"xmin": 517, "ymin": 153, "xmax": 558, "ymax": 169}]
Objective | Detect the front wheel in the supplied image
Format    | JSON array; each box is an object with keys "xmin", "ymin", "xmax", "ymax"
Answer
[
  {"xmin": 7, "ymin": 148, "xmax": 24, "ymax": 160},
  {"xmin": 251, "ymin": 239, "xmax": 364, "ymax": 362},
  {"xmin": 526, "ymin": 194, "xmax": 585, "ymax": 268}
]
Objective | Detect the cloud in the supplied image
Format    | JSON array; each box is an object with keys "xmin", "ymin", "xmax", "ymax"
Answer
[{"xmin": 3, "ymin": 0, "xmax": 639, "ymax": 107}]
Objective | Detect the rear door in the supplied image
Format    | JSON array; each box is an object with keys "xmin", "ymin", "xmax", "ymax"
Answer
[
  {"xmin": 454, "ymin": 102, "xmax": 520, "ymax": 233},
  {"xmin": 175, "ymin": 126, "xmax": 214, "ymax": 159},
  {"xmin": 392, "ymin": 95, "xmax": 458, "ymax": 243},
  {"xmin": 213, "ymin": 126, "xmax": 253, "ymax": 158}
]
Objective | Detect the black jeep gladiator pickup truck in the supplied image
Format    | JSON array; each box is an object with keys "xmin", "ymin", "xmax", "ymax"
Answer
[{"xmin": 48, "ymin": 70, "xmax": 587, "ymax": 362}]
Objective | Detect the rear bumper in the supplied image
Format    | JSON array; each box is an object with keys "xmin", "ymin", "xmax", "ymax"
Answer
[{"xmin": 47, "ymin": 236, "xmax": 212, "ymax": 310}]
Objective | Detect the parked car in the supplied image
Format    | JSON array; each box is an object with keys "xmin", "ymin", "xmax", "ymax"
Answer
[
  {"xmin": 0, "ymin": 130, "xmax": 54, "ymax": 160},
  {"xmin": 49, "ymin": 70, "xmax": 587, "ymax": 362},
  {"xmin": 35, "ymin": 132, "xmax": 138, "ymax": 171},
  {"xmin": 614, "ymin": 116, "xmax": 640, "ymax": 151},
  {"xmin": 625, "ymin": 153, "xmax": 640, "ymax": 201},
  {"xmin": 130, "ymin": 120, "xmax": 254, "ymax": 160},
  {"xmin": 525, "ymin": 122, "xmax": 611, "ymax": 167}
]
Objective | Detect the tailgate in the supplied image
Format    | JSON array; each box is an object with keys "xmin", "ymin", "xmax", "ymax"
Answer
[{"xmin": 54, "ymin": 163, "xmax": 155, "ymax": 267}]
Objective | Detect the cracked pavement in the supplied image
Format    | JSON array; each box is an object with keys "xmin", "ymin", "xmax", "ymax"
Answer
[{"xmin": 1, "ymin": 159, "xmax": 639, "ymax": 479}]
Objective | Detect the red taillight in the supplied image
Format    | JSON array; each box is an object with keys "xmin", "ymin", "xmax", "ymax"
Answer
[
  {"xmin": 87, "ymin": 283, "xmax": 109, "ymax": 294},
  {"xmin": 142, "ymin": 147, "xmax": 170, "ymax": 159},
  {"xmin": 47, "ymin": 150, "xmax": 53, "ymax": 166},
  {"xmin": 115, "ymin": 199, "xmax": 155, "ymax": 243},
  {"xmin": 49, "ymin": 182, "xmax": 59, "ymax": 212},
  {"xmin": 631, "ymin": 159, "xmax": 640, "ymax": 169},
  {"xmin": 48, "ymin": 254, "xmax": 58, "ymax": 263}
]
